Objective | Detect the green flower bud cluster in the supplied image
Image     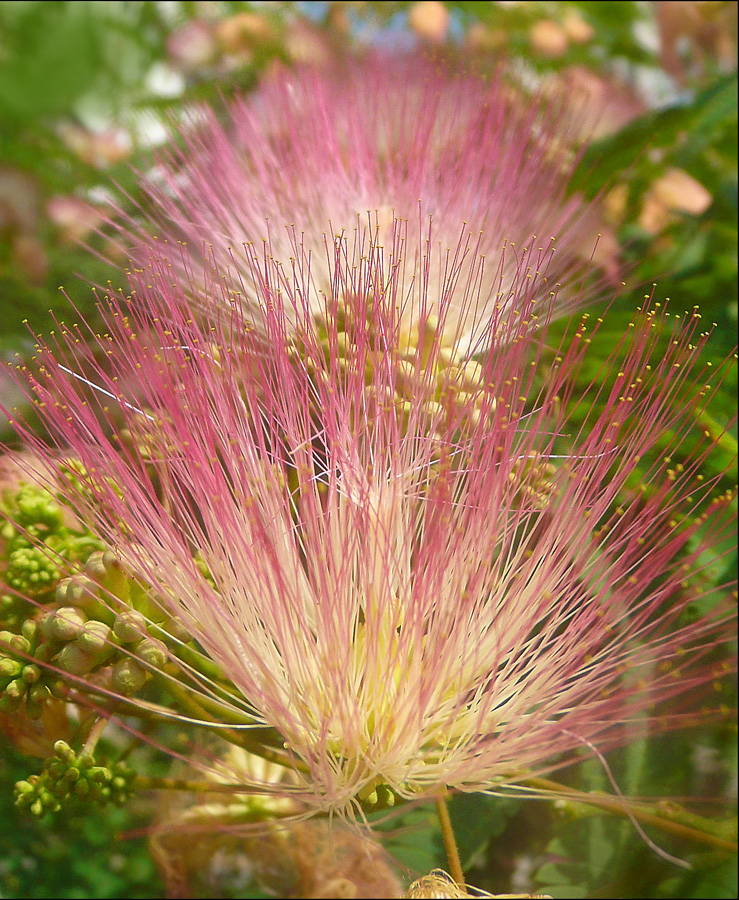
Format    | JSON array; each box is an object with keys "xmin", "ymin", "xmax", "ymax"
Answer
[
  {"xmin": 0, "ymin": 549, "xmax": 176, "ymax": 716},
  {"xmin": 14, "ymin": 740, "xmax": 135, "ymax": 818},
  {"xmin": 1, "ymin": 479, "xmax": 213, "ymax": 715},
  {"xmin": 1, "ymin": 480, "xmax": 104, "ymax": 628},
  {"xmin": 3, "ymin": 545, "xmax": 61, "ymax": 599},
  {"xmin": 0, "ymin": 621, "xmax": 69, "ymax": 717},
  {"xmin": 2, "ymin": 482, "xmax": 64, "ymax": 538}
]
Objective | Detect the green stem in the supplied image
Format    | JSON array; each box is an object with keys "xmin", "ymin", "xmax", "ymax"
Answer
[
  {"xmin": 159, "ymin": 678, "xmax": 311, "ymax": 773},
  {"xmin": 525, "ymin": 776, "xmax": 738, "ymax": 854},
  {"xmin": 436, "ymin": 793, "xmax": 465, "ymax": 888},
  {"xmin": 133, "ymin": 774, "xmax": 294, "ymax": 804},
  {"xmin": 158, "ymin": 662, "xmax": 257, "ymax": 727}
]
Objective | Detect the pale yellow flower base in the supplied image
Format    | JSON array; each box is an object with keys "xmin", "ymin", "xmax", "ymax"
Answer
[{"xmin": 405, "ymin": 868, "xmax": 552, "ymax": 899}]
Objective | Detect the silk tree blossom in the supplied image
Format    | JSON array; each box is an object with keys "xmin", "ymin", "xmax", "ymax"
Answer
[
  {"xmin": 117, "ymin": 56, "xmax": 616, "ymax": 357},
  {"xmin": 5, "ymin": 230, "xmax": 735, "ymax": 818}
]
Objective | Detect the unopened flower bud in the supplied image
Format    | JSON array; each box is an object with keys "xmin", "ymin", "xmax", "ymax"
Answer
[
  {"xmin": 113, "ymin": 609, "xmax": 147, "ymax": 644},
  {"xmin": 21, "ymin": 663, "xmax": 41, "ymax": 683},
  {"xmin": 111, "ymin": 657, "xmax": 147, "ymax": 694},
  {"xmin": 74, "ymin": 779, "xmax": 90, "ymax": 797},
  {"xmin": 34, "ymin": 642, "xmax": 53, "ymax": 663},
  {"xmin": 0, "ymin": 657, "xmax": 23, "ymax": 679},
  {"xmin": 49, "ymin": 678, "xmax": 70, "ymax": 699},
  {"xmin": 5, "ymin": 677, "xmax": 27, "ymax": 699},
  {"xmin": 102, "ymin": 550, "xmax": 119, "ymax": 571},
  {"xmin": 56, "ymin": 643, "xmax": 96, "ymax": 676},
  {"xmin": 54, "ymin": 740, "xmax": 75, "ymax": 762},
  {"xmin": 89, "ymin": 765, "xmax": 111, "ymax": 783},
  {"xmin": 63, "ymin": 576, "xmax": 98, "ymax": 609},
  {"xmin": 28, "ymin": 683, "xmax": 49, "ymax": 705},
  {"xmin": 55, "ymin": 578, "xmax": 71, "ymax": 604},
  {"xmin": 135, "ymin": 637, "xmax": 167, "ymax": 669},
  {"xmin": 46, "ymin": 758, "xmax": 65, "ymax": 777},
  {"xmin": 85, "ymin": 550, "xmax": 108, "ymax": 579},
  {"xmin": 39, "ymin": 614, "xmax": 56, "ymax": 641},
  {"xmin": 163, "ymin": 616, "xmax": 191, "ymax": 643},
  {"xmin": 76, "ymin": 621, "xmax": 112, "ymax": 654},
  {"xmin": 21, "ymin": 619, "xmax": 38, "ymax": 643},
  {"xmin": 48, "ymin": 607, "xmax": 88, "ymax": 641},
  {"xmin": 0, "ymin": 631, "xmax": 30, "ymax": 655}
]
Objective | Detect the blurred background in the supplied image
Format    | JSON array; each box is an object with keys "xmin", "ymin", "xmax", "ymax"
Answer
[{"xmin": 0, "ymin": 2, "xmax": 736, "ymax": 898}]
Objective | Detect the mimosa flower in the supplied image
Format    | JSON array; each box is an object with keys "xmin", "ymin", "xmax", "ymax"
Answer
[
  {"xmin": 118, "ymin": 57, "xmax": 616, "ymax": 357},
  {"xmin": 4, "ymin": 232, "xmax": 735, "ymax": 818}
]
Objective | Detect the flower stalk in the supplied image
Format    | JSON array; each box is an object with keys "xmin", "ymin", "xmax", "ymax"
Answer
[{"xmin": 436, "ymin": 793, "xmax": 466, "ymax": 889}]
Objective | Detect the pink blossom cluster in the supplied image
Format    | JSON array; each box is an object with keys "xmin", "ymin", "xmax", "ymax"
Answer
[
  {"xmin": 3, "ymin": 60, "xmax": 735, "ymax": 816},
  {"xmin": 8, "ymin": 228, "xmax": 735, "ymax": 813},
  {"xmin": 119, "ymin": 59, "xmax": 616, "ymax": 356}
]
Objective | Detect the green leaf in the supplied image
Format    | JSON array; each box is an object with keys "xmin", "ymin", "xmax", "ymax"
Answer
[
  {"xmin": 572, "ymin": 73, "xmax": 738, "ymax": 199},
  {"xmin": 448, "ymin": 793, "xmax": 520, "ymax": 870}
]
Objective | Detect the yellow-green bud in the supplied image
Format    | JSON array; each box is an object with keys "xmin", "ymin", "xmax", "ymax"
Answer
[
  {"xmin": 56, "ymin": 643, "xmax": 96, "ymax": 676},
  {"xmin": 102, "ymin": 550, "xmax": 119, "ymax": 571},
  {"xmin": 74, "ymin": 779, "xmax": 90, "ymax": 797},
  {"xmin": 111, "ymin": 657, "xmax": 147, "ymax": 694},
  {"xmin": 48, "ymin": 607, "xmax": 88, "ymax": 641},
  {"xmin": 0, "ymin": 657, "xmax": 23, "ymax": 679},
  {"xmin": 34, "ymin": 642, "xmax": 54, "ymax": 663},
  {"xmin": 162, "ymin": 616, "xmax": 191, "ymax": 643},
  {"xmin": 135, "ymin": 637, "xmax": 167, "ymax": 669},
  {"xmin": 394, "ymin": 359, "xmax": 420, "ymax": 397},
  {"xmin": 76, "ymin": 621, "xmax": 112, "ymax": 654},
  {"xmin": 49, "ymin": 679, "xmax": 70, "ymax": 699},
  {"xmin": 54, "ymin": 740, "xmax": 75, "ymax": 763},
  {"xmin": 21, "ymin": 664, "xmax": 41, "ymax": 683},
  {"xmin": 448, "ymin": 360, "xmax": 484, "ymax": 392},
  {"xmin": 0, "ymin": 631, "xmax": 30, "ymax": 655},
  {"xmin": 67, "ymin": 768, "xmax": 82, "ymax": 784},
  {"xmin": 85, "ymin": 551, "xmax": 108, "ymax": 579},
  {"xmin": 113, "ymin": 610, "xmax": 147, "ymax": 644},
  {"xmin": 55, "ymin": 579, "xmax": 71, "ymax": 604},
  {"xmin": 21, "ymin": 620, "xmax": 38, "ymax": 643},
  {"xmin": 6, "ymin": 678, "xmax": 27, "ymax": 700},
  {"xmin": 62, "ymin": 576, "xmax": 98, "ymax": 609},
  {"xmin": 28, "ymin": 683, "xmax": 49, "ymax": 705}
]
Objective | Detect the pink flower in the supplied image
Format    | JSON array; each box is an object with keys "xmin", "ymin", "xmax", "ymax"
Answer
[
  {"xmin": 6, "ymin": 232, "xmax": 735, "ymax": 816},
  {"xmin": 118, "ymin": 57, "xmax": 616, "ymax": 357}
]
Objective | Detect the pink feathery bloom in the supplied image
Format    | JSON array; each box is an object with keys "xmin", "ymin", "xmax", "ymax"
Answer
[
  {"xmin": 5, "ymin": 232, "xmax": 735, "ymax": 817},
  {"xmin": 116, "ymin": 56, "xmax": 618, "ymax": 356}
]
